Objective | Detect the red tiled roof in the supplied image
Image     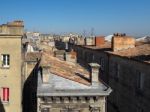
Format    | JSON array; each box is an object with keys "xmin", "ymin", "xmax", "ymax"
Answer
[
  {"xmin": 110, "ymin": 44, "xmax": 150, "ymax": 63},
  {"xmin": 40, "ymin": 52, "xmax": 91, "ymax": 85},
  {"xmin": 25, "ymin": 52, "xmax": 42, "ymax": 61}
]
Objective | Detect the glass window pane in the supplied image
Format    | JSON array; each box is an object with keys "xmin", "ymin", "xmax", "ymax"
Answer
[{"xmin": 7, "ymin": 55, "xmax": 10, "ymax": 65}]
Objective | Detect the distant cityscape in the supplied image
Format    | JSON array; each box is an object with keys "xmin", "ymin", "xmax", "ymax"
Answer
[{"xmin": 0, "ymin": 20, "xmax": 149, "ymax": 112}]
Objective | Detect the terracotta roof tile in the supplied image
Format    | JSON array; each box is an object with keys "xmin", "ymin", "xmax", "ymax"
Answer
[
  {"xmin": 110, "ymin": 44, "xmax": 150, "ymax": 63},
  {"xmin": 40, "ymin": 52, "xmax": 91, "ymax": 85},
  {"xmin": 25, "ymin": 52, "xmax": 42, "ymax": 62}
]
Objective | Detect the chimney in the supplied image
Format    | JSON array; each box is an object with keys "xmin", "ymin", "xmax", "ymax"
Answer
[
  {"xmin": 65, "ymin": 49, "xmax": 77, "ymax": 63},
  {"xmin": 41, "ymin": 64, "xmax": 51, "ymax": 84},
  {"xmin": 89, "ymin": 63, "xmax": 100, "ymax": 86},
  {"xmin": 112, "ymin": 33, "xmax": 135, "ymax": 51},
  {"xmin": 54, "ymin": 50, "xmax": 65, "ymax": 61},
  {"xmin": 95, "ymin": 36, "xmax": 105, "ymax": 47}
]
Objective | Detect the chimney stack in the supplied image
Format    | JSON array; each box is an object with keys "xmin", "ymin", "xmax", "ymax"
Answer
[
  {"xmin": 112, "ymin": 33, "xmax": 135, "ymax": 51},
  {"xmin": 41, "ymin": 64, "xmax": 51, "ymax": 84},
  {"xmin": 89, "ymin": 63, "xmax": 100, "ymax": 87}
]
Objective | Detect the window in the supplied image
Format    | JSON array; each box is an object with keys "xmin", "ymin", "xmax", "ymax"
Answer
[
  {"xmin": 137, "ymin": 71, "xmax": 144, "ymax": 90},
  {"xmin": 1, "ymin": 87, "xmax": 9, "ymax": 103},
  {"xmin": 100, "ymin": 58, "xmax": 104, "ymax": 71},
  {"xmin": 115, "ymin": 63, "xmax": 120, "ymax": 79},
  {"xmin": 1, "ymin": 54, "xmax": 10, "ymax": 68}
]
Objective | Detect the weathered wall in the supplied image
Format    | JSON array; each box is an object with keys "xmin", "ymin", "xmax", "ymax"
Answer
[
  {"xmin": 0, "ymin": 21, "xmax": 24, "ymax": 35},
  {"xmin": 112, "ymin": 36, "xmax": 135, "ymax": 51},
  {"xmin": 50, "ymin": 40, "xmax": 150, "ymax": 112},
  {"xmin": 38, "ymin": 96, "xmax": 106, "ymax": 112},
  {"xmin": 75, "ymin": 46, "xmax": 109, "ymax": 83},
  {"xmin": 95, "ymin": 36, "xmax": 105, "ymax": 47},
  {"xmin": 108, "ymin": 55, "xmax": 150, "ymax": 112}
]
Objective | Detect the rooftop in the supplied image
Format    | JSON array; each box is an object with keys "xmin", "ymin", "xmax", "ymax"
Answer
[
  {"xmin": 77, "ymin": 41, "xmax": 150, "ymax": 64},
  {"xmin": 40, "ymin": 52, "xmax": 90, "ymax": 85},
  {"xmin": 37, "ymin": 74, "xmax": 111, "ymax": 96},
  {"xmin": 109, "ymin": 44, "xmax": 150, "ymax": 63},
  {"xmin": 80, "ymin": 42, "xmax": 111, "ymax": 51},
  {"xmin": 25, "ymin": 52, "xmax": 42, "ymax": 62},
  {"xmin": 37, "ymin": 52, "xmax": 111, "ymax": 96}
]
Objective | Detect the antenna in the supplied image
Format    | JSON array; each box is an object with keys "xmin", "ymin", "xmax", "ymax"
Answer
[
  {"xmin": 91, "ymin": 27, "xmax": 95, "ymax": 37},
  {"xmin": 83, "ymin": 30, "xmax": 86, "ymax": 38}
]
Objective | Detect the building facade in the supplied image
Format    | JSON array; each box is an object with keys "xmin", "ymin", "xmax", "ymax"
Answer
[
  {"xmin": 37, "ymin": 53, "xmax": 112, "ymax": 112},
  {"xmin": 0, "ymin": 21, "xmax": 24, "ymax": 112},
  {"xmin": 108, "ymin": 44, "xmax": 150, "ymax": 112},
  {"xmin": 55, "ymin": 33, "xmax": 150, "ymax": 112},
  {"xmin": 0, "ymin": 20, "xmax": 24, "ymax": 35}
]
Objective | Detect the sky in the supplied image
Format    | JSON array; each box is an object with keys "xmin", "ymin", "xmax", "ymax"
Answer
[{"xmin": 0, "ymin": 0, "xmax": 150, "ymax": 37}]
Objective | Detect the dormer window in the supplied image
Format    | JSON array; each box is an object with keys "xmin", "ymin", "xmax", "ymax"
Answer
[{"xmin": 1, "ymin": 54, "xmax": 10, "ymax": 68}]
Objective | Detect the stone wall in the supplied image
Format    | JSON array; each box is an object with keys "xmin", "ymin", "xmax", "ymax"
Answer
[
  {"xmin": 51, "ymin": 41, "xmax": 150, "ymax": 112},
  {"xmin": 108, "ymin": 55, "xmax": 150, "ymax": 112},
  {"xmin": 75, "ymin": 46, "xmax": 109, "ymax": 83},
  {"xmin": 112, "ymin": 36, "xmax": 135, "ymax": 51},
  {"xmin": 38, "ymin": 96, "xmax": 106, "ymax": 112},
  {"xmin": 0, "ymin": 35, "xmax": 22, "ymax": 112},
  {"xmin": 0, "ymin": 20, "xmax": 24, "ymax": 35}
]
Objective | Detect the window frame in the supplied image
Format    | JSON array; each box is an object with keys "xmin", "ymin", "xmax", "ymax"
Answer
[
  {"xmin": 1, "ymin": 54, "xmax": 10, "ymax": 68},
  {"xmin": 1, "ymin": 87, "xmax": 9, "ymax": 103},
  {"xmin": 100, "ymin": 57, "xmax": 104, "ymax": 71},
  {"xmin": 136, "ymin": 71, "xmax": 144, "ymax": 90},
  {"xmin": 115, "ymin": 63, "xmax": 120, "ymax": 79}
]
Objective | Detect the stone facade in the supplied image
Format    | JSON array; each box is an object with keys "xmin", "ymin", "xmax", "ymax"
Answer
[
  {"xmin": 111, "ymin": 34, "xmax": 135, "ymax": 51},
  {"xmin": 0, "ymin": 35, "xmax": 22, "ymax": 112},
  {"xmin": 36, "ymin": 53, "xmax": 112, "ymax": 112},
  {"xmin": 38, "ymin": 96, "xmax": 106, "ymax": 112},
  {"xmin": 0, "ymin": 20, "xmax": 24, "ymax": 35},
  {"xmin": 0, "ymin": 20, "xmax": 23, "ymax": 112},
  {"xmin": 108, "ymin": 54, "xmax": 150, "ymax": 112},
  {"xmin": 54, "ymin": 37, "xmax": 150, "ymax": 112},
  {"xmin": 75, "ymin": 45, "xmax": 110, "ymax": 83}
]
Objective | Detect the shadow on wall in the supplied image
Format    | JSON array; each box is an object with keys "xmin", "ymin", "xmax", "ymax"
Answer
[
  {"xmin": 22, "ymin": 60, "xmax": 40, "ymax": 112},
  {"xmin": 0, "ymin": 99, "xmax": 5, "ymax": 112}
]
